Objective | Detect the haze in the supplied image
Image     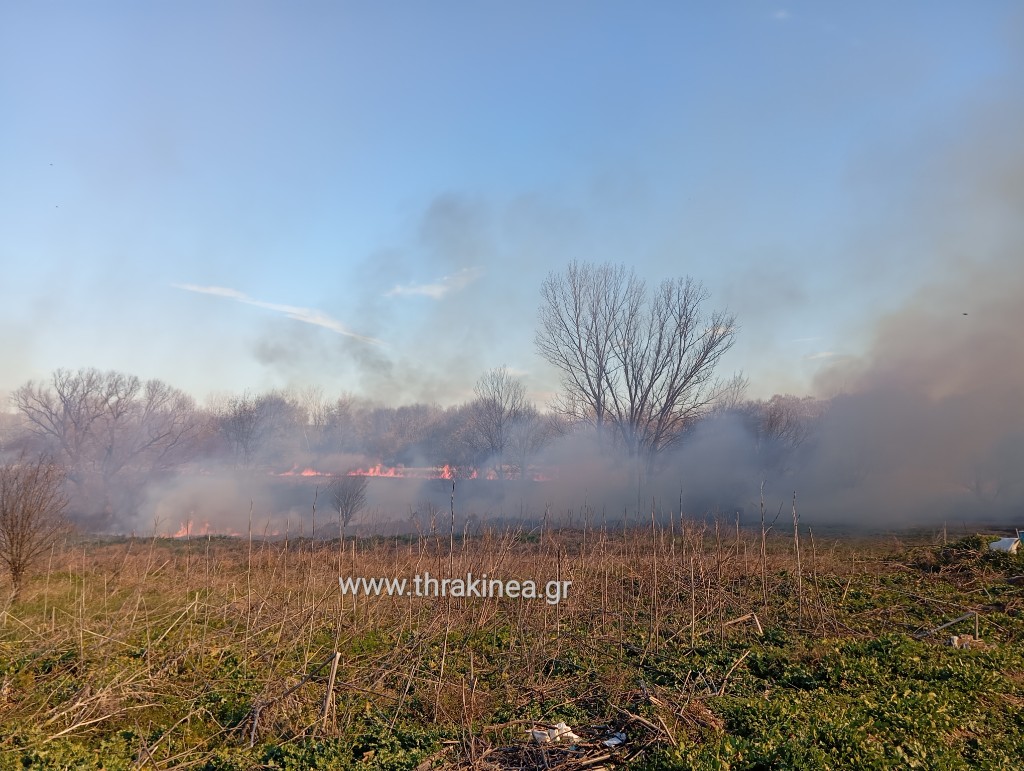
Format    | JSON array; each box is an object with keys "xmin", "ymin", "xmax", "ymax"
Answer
[
  {"xmin": 2, "ymin": 2, "xmax": 1023, "ymax": 530},
  {"xmin": 1, "ymin": 2, "xmax": 1019, "ymax": 402}
]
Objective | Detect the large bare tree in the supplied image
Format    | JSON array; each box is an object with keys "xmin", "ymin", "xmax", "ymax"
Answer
[
  {"xmin": 13, "ymin": 369, "xmax": 201, "ymax": 478},
  {"xmin": 536, "ymin": 261, "xmax": 737, "ymax": 468},
  {"xmin": 12, "ymin": 369, "xmax": 202, "ymax": 523}
]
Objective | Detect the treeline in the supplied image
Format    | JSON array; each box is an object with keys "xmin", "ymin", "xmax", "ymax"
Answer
[
  {"xmin": 2, "ymin": 366, "xmax": 563, "ymax": 472},
  {"xmin": 0, "ymin": 263, "xmax": 837, "ymax": 528},
  {"xmin": 0, "ymin": 366, "xmax": 826, "ymax": 528}
]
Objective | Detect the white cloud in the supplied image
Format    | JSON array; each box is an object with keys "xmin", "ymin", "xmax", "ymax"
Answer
[
  {"xmin": 803, "ymin": 351, "xmax": 838, "ymax": 361},
  {"xmin": 773, "ymin": 9, "xmax": 790, "ymax": 21},
  {"xmin": 173, "ymin": 283, "xmax": 383, "ymax": 345},
  {"xmin": 385, "ymin": 267, "xmax": 483, "ymax": 299}
]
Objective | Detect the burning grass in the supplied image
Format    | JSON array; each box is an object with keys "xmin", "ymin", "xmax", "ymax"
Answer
[{"xmin": 0, "ymin": 523, "xmax": 1022, "ymax": 769}]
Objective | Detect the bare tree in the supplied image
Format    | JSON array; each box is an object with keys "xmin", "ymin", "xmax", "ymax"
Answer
[
  {"xmin": 471, "ymin": 366, "xmax": 528, "ymax": 476},
  {"xmin": 0, "ymin": 454, "xmax": 69, "ymax": 597},
  {"xmin": 536, "ymin": 261, "xmax": 738, "ymax": 469},
  {"xmin": 711, "ymin": 373, "xmax": 750, "ymax": 415},
  {"xmin": 14, "ymin": 369, "xmax": 116, "ymax": 471},
  {"xmin": 328, "ymin": 473, "xmax": 369, "ymax": 543},
  {"xmin": 105, "ymin": 378, "xmax": 202, "ymax": 477},
  {"xmin": 12, "ymin": 369, "xmax": 202, "ymax": 524},
  {"xmin": 217, "ymin": 391, "xmax": 303, "ymax": 468},
  {"xmin": 741, "ymin": 394, "xmax": 826, "ymax": 477},
  {"xmin": 219, "ymin": 393, "xmax": 263, "ymax": 468},
  {"xmin": 426, "ymin": 402, "xmax": 485, "ymax": 469},
  {"xmin": 13, "ymin": 369, "xmax": 201, "ymax": 476},
  {"xmin": 0, "ymin": 408, "xmax": 22, "ymax": 451},
  {"xmin": 292, "ymin": 385, "xmax": 333, "ymax": 452},
  {"xmin": 506, "ymin": 405, "xmax": 553, "ymax": 479}
]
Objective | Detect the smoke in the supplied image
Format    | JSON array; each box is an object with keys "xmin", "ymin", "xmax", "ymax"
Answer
[
  {"xmin": 137, "ymin": 472, "xmax": 263, "ymax": 536},
  {"xmin": 792, "ymin": 260, "xmax": 1024, "ymax": 524},
  {"xmin": 648, "ymin": 52, "xmax": 1024, "ymax": 528},
  {"xmin": 795, "ymin": 52, "xmax": 1024, "ymax": 524},
  {"xmin": 246, "ymin": 194, "xmax": 497, "ymax": 405},
  {"xmin": 11, "ymin": 19, "xmax": 1024, "ymax": 535},
  {"xmin": 496, "ymin": 45, "xmax": 1024, "ymax": 530},
  {"xmin": 248, "ymin": 191, "xmax": 595, "ymax": 406},
  {"xmin": 33, "ymin": 118, "xmax": 1024, "ymax": 536}
]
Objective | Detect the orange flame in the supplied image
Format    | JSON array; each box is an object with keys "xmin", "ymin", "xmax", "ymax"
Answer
[
  {"xmin": 278, "ymin": 465, "xmax": 331, "ymax": 477},
  {"xmin": 348, "ymin": 464, "xmax": 404, "ymax": 478},
  {"xmin": 171, "ymin": 521, "xmax": 212, "ymax": 538},
  {"xmin": 346, "ymin": 464, "xmax": 465, "ymax": 479},
  {"xmin": 269, "ymin": 463, "xmax": 556, "ymax": 481}
]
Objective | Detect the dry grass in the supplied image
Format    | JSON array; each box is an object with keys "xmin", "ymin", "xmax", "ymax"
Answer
[{"xmin": 0, "ymin": 519, "xmax": 1020, "ymax": 769}]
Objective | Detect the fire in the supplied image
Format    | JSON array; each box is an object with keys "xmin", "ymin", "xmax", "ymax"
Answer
[
  {"xmin": 171, "ymin": 521, "xmax": 212, "ymax": 538},
  {"xmin": 437, "ymin": 464, "xmax": 479, "ymax": 479},
  {"xmin": 348, "ymin": 464, "xmax": 404, "ymax": 478},
  {"xmin": 278, "ymin": 465, "xmax": 332, "ymax": 477},
  {"xmin": 345, "ymin": 464, "xmax": 473, "ymax": 479},
  {"xmin": 271, "ymin": 462, "xmax": 557, "ymax": 481}
]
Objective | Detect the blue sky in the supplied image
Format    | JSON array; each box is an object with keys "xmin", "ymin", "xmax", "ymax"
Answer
[{"xmin": 2, "ymin": 1, "xmax": 1021, "ymax": 406}]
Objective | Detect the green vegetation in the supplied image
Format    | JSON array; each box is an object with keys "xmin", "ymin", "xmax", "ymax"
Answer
[{"xmin": 0, "ymin": 528, "xmax": 1021, "ymax": 769}]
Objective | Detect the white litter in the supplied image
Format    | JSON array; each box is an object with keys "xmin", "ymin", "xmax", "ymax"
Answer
[
  {"xmin": 989, "ymin": 536, "xmax": 1020, "ymax": 554},
  {"xmin": 528, "ymin": 721, "xmax": 581, "ymax": 744},
  {"xmin": 602, "ymin": 731, "xmax": 627, "ymax": 748}
]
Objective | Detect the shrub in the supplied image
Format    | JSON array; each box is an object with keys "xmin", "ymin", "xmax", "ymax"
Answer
[{"xmin": 0, "ymin": 453, "xmax": 69, "ymax": 597}]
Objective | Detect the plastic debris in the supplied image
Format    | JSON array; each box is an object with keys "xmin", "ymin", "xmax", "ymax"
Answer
[
  {"xmin": 602, "ymin": 731, "xmax": 627, "ymax": 748},
  {"xmin": 949, "ymin": 634, "xmax": 976, "ymax": 649},
  {"xmin": 989, "ymin": 536, "xmax": 1020, "ymax": 554},
  {"xmin": 528, "ymin": 721, "xmax": 581, "ymax": 744}
]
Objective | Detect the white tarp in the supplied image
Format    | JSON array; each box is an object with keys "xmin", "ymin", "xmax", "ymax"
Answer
[
  {"xmin": 529, "ymin": 722, "xmax": 581, "ymax": 744},
  {"xmin": 989, "ymin": 537, "xmax": 1020, "ymax": 553}
]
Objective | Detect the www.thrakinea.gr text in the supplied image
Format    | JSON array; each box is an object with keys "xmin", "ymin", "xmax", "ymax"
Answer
[{"xmin": 338, "ymin": 573, "xmax": 572, "ymax": 604}]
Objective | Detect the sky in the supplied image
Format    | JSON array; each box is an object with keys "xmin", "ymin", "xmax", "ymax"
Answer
[{"xmin": 2, "ymin": 1, "xmax": 1021, "ymax": 408}]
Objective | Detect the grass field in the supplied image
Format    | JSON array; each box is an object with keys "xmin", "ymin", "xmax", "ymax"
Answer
[{"xmin": 1, "ymin": 519, "xmax": 1022, "ymax": 770}]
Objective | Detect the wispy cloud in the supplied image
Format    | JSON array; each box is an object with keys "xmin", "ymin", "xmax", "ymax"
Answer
[
  {"xmin": 773, "ymin": 9, "xmax": 790, "ymax": 21},
  {"xmin": 385, "ymin": 267, "xmax": 483, "ymax": 300},
  {"xmin": 804, "ymin": 351, "xmax": 839, "ymax": 361},
  {"xmin": 173, "ymin": 284, "xmax": 383, "ymax": 345},
  {"xmin": 790, "ymin": 336, "xmax": 822, "ymax": 344}
]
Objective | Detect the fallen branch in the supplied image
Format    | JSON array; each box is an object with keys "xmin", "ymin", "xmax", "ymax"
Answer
[
  {"xmin": 248, "ymin": 651, "xmax": 339, "ymax": 747},
  {"xmin": 723, "ymin": 612, "xmax": 763, "ymax": 636},
  {"xmin": 717, "ymin": 650, "xmax": 751, "ymax": 697},
  {"xmin": 320, "ymin": 651, "xmax": 341, "ymax": 730},
  {"xmin": 913, "ymin": 611, "xmax": 979, "ymax": 640}
]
